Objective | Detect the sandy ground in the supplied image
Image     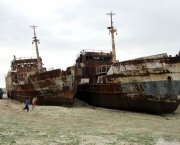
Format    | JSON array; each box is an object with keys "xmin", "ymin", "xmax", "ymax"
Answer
[{"xmin": 0, "ymin": 93, "xmax": 180, "ymax": 145}]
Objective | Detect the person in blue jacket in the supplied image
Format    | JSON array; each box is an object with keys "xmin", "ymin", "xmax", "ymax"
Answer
[{"xmin": 22, "ymin": 98, "xmax": 30, "ymax": 112}]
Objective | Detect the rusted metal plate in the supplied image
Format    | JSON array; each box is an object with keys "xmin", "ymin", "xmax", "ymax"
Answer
[
  {"xmin": 75, "ymin": 84, "xmax": 180, "ymax": 114},
  {"xmin": 28, "ymin": 68, "xmax": 75, "ymax": 107}
]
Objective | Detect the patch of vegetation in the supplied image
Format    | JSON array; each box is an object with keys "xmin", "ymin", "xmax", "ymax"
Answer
[
  {"xmin": 116, "ymin": 131, "xmax": 156, "ymax": 145},
  {"xmin": 0, "ymin": 127, "xmax": 5, "ymax": 132},
  {"xmin": 11, "ymin": 140, "xmax": 16, "ymax": 144},
  {"xmin": 163, "ymin": 135, "xmax": 180, "ymax": 143}
]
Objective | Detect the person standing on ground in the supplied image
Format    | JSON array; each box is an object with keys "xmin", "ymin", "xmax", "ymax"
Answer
[
  {"xmin": 32, "ymin": 96, "xmax": 38, "ymax": 109},
  {"xmin": 22, "ymin": 98, "xmax": 30, "ymax": 112}
]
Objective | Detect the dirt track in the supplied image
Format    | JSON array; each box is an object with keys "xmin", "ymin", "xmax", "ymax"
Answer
[{"xmin": 0, "ymin": 94, "xmax": 180, "ymax": 145}]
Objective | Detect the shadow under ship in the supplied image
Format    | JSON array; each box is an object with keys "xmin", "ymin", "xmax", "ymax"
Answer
[{"xmin": 5, "ymin": 26, "xmax": 74, "ymax": 107}]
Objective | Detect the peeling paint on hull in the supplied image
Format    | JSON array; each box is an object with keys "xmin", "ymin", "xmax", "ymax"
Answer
[
  {"xmin": 28, "ymin": 69, "xmax": 75, "ymax": 107},
  {"xmin": 75, "ymin": 50, "xmax": 180, "ymax": 114},
  {"xmin": 76, "ymin": 83, "xmax": 180, "ymax": 114}
]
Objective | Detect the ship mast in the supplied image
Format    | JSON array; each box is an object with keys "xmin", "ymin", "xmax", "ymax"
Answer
[
  {"xmin": 30, "ymin": 25, "xmax": 42, "ymax": 71},
  {"xmin": 106, "ymin": 11, "xmax": 117, "ymax": 63}
]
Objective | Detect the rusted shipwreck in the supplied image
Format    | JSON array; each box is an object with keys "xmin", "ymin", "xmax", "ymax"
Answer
[
  {"xmin": 74, "ymin": 12, "xmax": 180, "ymax": 114},
  {"xmin": 5, "ymin": 26, "xmax": 74, "ymax": 107},
  {"xmin": 5, "ymin": 12, "xmax": 180, "ymax": 114},
  {"xmin": 75, "ymin": 50, "xmax": 180, "ymax": 114}
]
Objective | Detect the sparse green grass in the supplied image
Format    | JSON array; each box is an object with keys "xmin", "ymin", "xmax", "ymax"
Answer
[{"xmin": 0, "ymin": 98, "xmax": 180, "ymax": 145}]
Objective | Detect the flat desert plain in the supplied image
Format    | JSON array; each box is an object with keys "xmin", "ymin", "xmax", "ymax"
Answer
[{"xmin": 0, "ymin": 94, "xmax": 180, "ymax": 145}]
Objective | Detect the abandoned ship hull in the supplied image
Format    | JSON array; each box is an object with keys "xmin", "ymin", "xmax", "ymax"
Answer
[
  {"xmin": 31, "ymin": 84, "xmax": 74, "ymax": 107},
  {"xmin": 8, "ymin": 70, "xmax": 74, "ymax": 107},
  {"xmin": 75, "ymin": 83, "xmax": 180, "ymax": 114},
  {"xmin": 28, "ymin": 69, "xmax": 75, "ymax": 107},
  {"xmin": 13, "ymin": 89, "xmax": 74, "ymax": 107},
  {"xmin": 13, "ymin": 90, "xmax": 38, "ymax": 104},
  {"xmin": 12, "ymin": 84, "xmax": 40, "ymax": 104}
]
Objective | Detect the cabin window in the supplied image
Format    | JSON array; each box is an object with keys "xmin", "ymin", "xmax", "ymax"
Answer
[
  {"xmin": 108, "ymin": 57, "xmax": 111, "ymax": 61},
  {"xmin": 97, "ymin": 57, "xmax": 99, "ymax": 60},
  {"xmin": 93, "ymin": 57, "xmax": 96, "ymax": 60},
  {"xmin": 80, "ymin": 54, "xmax": 82, "ymax": 63},
  {"xmin": 13, "ymin": 65, "xmax": 16, "ymax": 70},
  {"xmin": 90, "ymin": 56, "xmax": 92, "ymax": 60},
  {"xmin": 104, "ymin": 57, "xmax": 107, "ymax": 61},
  {"xmin": 101, "ymin": 57, "xmax": 104, "ymax": 61},
  {"xmin": 86, "ymin": 56, "xmax": 88, "ymax": 60}
]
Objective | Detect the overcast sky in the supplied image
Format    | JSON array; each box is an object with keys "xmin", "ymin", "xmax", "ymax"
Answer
[{"xmin": 0, "ymin": 0, "xmax": 180, "ymax": 88}]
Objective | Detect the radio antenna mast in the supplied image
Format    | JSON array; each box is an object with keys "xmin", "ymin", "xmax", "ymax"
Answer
[
  {"xmin": 30, "ymin": 25, "xmax": 42, "ymax": 71},
  {"xmin": 106, "ymin": 11, "xmax": 117, "ymax": 63}
]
